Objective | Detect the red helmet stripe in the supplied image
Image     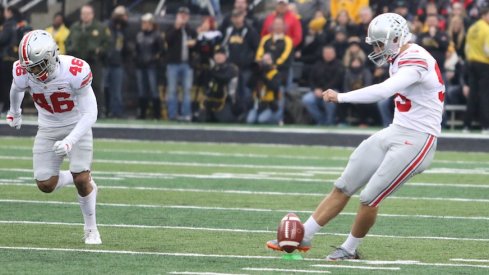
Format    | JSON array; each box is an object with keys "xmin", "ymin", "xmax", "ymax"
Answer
[{"xmin": 21, "ymin": 32, "xmax": 33, "ymax": 64}]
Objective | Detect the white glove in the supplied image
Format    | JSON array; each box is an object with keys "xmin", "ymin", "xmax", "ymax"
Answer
[
  {"xmin": 6, "ymin": 111, "xmax": 22, "ymax": 129},
  {"xmin": 53, "ymin": 139, "xmax": 73, "ymax": 157}
]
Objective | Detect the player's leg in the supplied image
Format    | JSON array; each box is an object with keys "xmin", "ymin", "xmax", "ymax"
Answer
[
  {"xmin": 267, "ymin": 128, "xmax": 389, "ymax": 252},
  {"xmin": 69, "ymin": 129, "xmax": 101, "ymax": 245},
  {"xmin": 33, "ymin": 128, "xmax": 73, "ymax": 193},
  {"xmin": 329, "ymin": 129, "xmax": 437, "ymax": 260}
]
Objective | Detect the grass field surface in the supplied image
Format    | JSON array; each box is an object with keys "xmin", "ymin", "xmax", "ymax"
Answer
[{"xmin": 0, "ymin": 136, "xmax": 488, "ymax": 274}]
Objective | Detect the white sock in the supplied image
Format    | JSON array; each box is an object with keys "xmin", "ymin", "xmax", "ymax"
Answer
[
  {"xmin": 54, "ymin": 171, "xmax": 73, "ymax": 191},
  {"xmin": 78, "ymin": 179, "xmax": 98, "ymax": 231},
  {"xmin": 302, "ymin": 216, "xmax": 322, "ymax": 242},
  {"xmin": 341, "ymin": 233, "xmax": 363, "ymax": 254}
]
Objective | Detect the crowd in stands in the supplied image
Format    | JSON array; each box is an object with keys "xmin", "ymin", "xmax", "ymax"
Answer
[{"xmin": 1, "ymin": 0, "xmax": 489, "ymax": 131}]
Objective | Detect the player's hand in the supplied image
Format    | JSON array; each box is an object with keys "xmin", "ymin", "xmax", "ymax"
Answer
[
  {"xmin": 322, "ymin": 89, "xmax": 339, "ymax": 103},
  {"xmin": 53, "ymin": 139, "xmax": 73, "ymax": 157},
  {"xmin": 6, "ymin": 111, "xmax": 22, "ymax": 129}
]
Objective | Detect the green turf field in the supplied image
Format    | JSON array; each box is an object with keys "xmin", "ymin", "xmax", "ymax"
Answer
[{"xmin": 0, "ymin": 136, "xmax": 488, "ymax": 274}]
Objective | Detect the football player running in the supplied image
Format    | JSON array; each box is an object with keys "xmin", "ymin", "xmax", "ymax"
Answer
[
  {"xmin": 267, "ymin": 13, "xmax": 444, "ymax": 260},
  {"xmin": 6, "ymin": 30, "xmax": 101, "ymax": 244}
]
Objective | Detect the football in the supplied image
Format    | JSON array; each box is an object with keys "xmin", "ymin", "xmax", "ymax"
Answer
[{"xmin": 277, "ymin": 213, "xmax": 304, "ymax": 253}]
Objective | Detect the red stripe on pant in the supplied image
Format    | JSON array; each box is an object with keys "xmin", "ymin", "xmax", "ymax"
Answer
[{"xmin": 369, "ymin": 135, "xmax": 435, "ymax": 207}]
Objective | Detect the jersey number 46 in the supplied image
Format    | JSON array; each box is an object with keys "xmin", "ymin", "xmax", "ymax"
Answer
[{"xmin": 33, "ymin": 92, "xmax": 74, "ymax": 113}]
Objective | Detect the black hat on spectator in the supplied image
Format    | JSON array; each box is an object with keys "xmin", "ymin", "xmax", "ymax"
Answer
[
  {"xmin": 178, "ymin": 6, "xmax": 190, "ymax": 14},
  {"xmin": 395, "ymin": 0, "xmax": 408, "ymax": 8},
  {"xmin": 214, "ymin": 45, "xmax": 227, "ymax": 55}
]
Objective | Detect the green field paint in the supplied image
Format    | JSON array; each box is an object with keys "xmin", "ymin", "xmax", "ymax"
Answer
[{"xmin": 282, "ymin": 253, "xmax": 304, "ymax": 260}]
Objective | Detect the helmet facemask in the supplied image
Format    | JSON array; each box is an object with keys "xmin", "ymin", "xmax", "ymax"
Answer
[{"xmin": 365, "ymin": 13, "xmax": 412, "ymax": 67}]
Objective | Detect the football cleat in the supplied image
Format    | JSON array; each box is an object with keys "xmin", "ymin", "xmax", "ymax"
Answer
[
  {"xmin": 84, "ymin": 229, "xmax": 102, "ymax": 245},
  {"xmin": 326, "ymin": 246, "xmax": 360, "ymax": 261},
  {"xmin": 266, "ymin": 239, "xmax": 311, "ymax": 252}
]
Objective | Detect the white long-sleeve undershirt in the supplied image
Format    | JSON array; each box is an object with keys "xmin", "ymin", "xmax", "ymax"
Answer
[
  {"xmin": 64, "ymin": 86, "xmax": 98, "ymax": 145},
  {"xmin": 337, "ymin": 67, "xmax": 423, "ymax": 104},
  {"xmin": 9, "ymin": 82, "xmax": 25, "ymax": 115}
]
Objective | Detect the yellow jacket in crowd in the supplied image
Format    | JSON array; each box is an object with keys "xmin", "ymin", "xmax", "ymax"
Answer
[
  {"xmin": 465, "ymin": 18, "xmax": 489, "ymax": 64},
  {"xmin": 46, "ymin": 24, "xmax": 70, "ymax": 54},
  {"xmin": 330, "ymin": 0, "xmax": 369, "ymax": 24}
]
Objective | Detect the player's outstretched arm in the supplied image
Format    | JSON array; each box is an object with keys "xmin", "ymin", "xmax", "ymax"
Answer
[
  {"xmin": 6, "ymin": 82, "xmax": 25, "ymax": 129},
  {"xmin": 326, "ymin": 67, "xmax": 423, "ymax": 104},
  {"xmin": 53, "ymin": 86, "xmax": 97, "ymax": 156}
]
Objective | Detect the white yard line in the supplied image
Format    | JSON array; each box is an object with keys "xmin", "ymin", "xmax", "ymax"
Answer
[
  {"xmin": 4, "ymin": 167, "xmax": 489, "ymax": 189},
  {"xmin": 451, "ymin": 259, "xmax": 489, "ymax": 263},
  {"xmin": 0, "ymin": 220, "xmax": 488, "ymax": 242},
  {"xmin": 313, "ymin": 262, "xmax": 489, "ymax": 269},
  {"xmin": 242, "ymin": 268, "xmax": 331, "ymax": 273},
  {"xmin": 2, "ymin": 181, "xmax": 489, "ymax": 203},
  {"xmin": 3, "ymin": 155, "xmax": 489, "ymax": 176},
  {"xmin": 310, "ymin": 264, "xmax": 401, "ymax": 270},
  {"xmin": 1, "ymin": 199, "xmax": 489, "ymax": 221},
  {"xmin": 169, "ymin": 272, "xmax": 249, "ymax": 275}
]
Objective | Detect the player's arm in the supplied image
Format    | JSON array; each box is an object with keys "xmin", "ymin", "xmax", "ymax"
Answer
[
  {"xmin": 6, "ymin": 62, "xmax": 28, "ymax": 129},
  {"xmin": 324, "ymin": 66, "xmax": 423, "ymax": 104},
  {"xmin": 53, "ymin": 86, "xmax": 97, "ymax": 156}
]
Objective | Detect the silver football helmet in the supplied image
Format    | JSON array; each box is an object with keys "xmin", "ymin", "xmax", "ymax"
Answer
[
  {"xmin": 18, "ymin": 30, "xmax": 59, "ymax": 81},
  {"xmin": 365, "ymin": 13, "xmax": 412, "ymax": 66}
]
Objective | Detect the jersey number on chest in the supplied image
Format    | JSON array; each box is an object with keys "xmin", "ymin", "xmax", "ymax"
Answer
[{"xmin": 32, "ymin": 92, "xmax": 75, "ymax": 113}]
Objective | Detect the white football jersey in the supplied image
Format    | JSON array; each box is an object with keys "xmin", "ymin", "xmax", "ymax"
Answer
[
  {"xmin": 12, "ymin": 55, "xmax": 94, "ymax": 128},
  {"xmin": 389, "ymin": 44, "xmax": 445, "ymax": 136}
]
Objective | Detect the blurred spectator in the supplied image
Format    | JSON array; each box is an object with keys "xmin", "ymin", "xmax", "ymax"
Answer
[
  {"xmin": 342, "ymin": 37, "xmax": 366, "ymax": 68},
  {"xmin": 445, "ymin": 52, "xmax": 468, "ymax": 106},
  {"xmin": 0, "ymin": 6, "xmax": 22, "ymax": 113},
  {"xmin": 464, "ymin": 7, "xmax": 489, "ymax": 133},
  {"xmin": 201, "ymin": 46, "xmax": 239, "ymax": 122},
  {"xmin": 296, "ymin": 13, "xmax": 327, "ymax": 86},
  {"xmin": 194, "ymin": 16, "xmax": 221, "ymax": 110},
  {"xmin": 326, "ymin": 10, "xmax": 359, "ymax": 43},
  {"xmin": 342, "ymin": 56, "xmax": 375, "ymax": 127},
  {"xmin": 66, "ymin": 4, "xmax": 111, "ymax": 117},
  {"xmin": 449, "ymin": 2, "xmax": 471, "ymax": 29},
  {"xmin": 220, "ymin": 0, "xmax": 259, "ymax": 32},
  {"xmin": 256, "ymin": 17, "xmax": 294, "ymax": 86},
  {"xmin": 247, "ymin": 53, "xmax": 282, "ymax": 124},
  {"xmin": 419, "ymin": 2, "xmax": 447, "ymax": 31},
  {"xmin": 261, "ymin": 0, "xmax": 303, "ymax": 48},
  {"xmin": 293, "ymin": 0, "xmax": 326, "ymax": 23},
  {"xmin": 417, "ymin": 14, "xmax": 449, "ymax": 76},
  {"xmin": 302, "ymin": 46, "xmax": 344, "ymax": 125},
  {"xmin": 446, "ymin": 15, "xmax": 466, "ymax": 59},
  {"xmin": 221, "ymin": 9, "xmax": 260, "ymax": 118},
  {"xmin": 330, "ymin": 0, "xmax": 369, "ymax": 24},
  {"xmin": 392, "ymin": 0, "xmax": 414, "ymax": 21},
  {"xmin": 331, "ymin": 27, "xmax": 349, "ymax": 61},
  {"xmin": 45, "ymin": 13, "xmax": 70, "ymax": 54},
  {"xmin": 165, "ymin": 7, "xmax": 197, "ymax": 121},
  {"xmin": 105, "ymin": 5, "xmax": 129, "ymax": 118},
  {"xmin": 135, "ymin": 13, "xmax": 164, "ymax": 119}
]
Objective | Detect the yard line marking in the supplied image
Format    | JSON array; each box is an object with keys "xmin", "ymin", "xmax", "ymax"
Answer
[
  {"xmin": 2, "ymin": 182, "xmax": 489, "ymax": 203},
  {"xmin": 2, "ymin": 199, "xmax": 489, "ymax": 221},
  {"xmin": 0, "ymin": 246, "xmax": 283, "ymax": 260},
  {"xmin": 310, "ymin": 264, "xmax": 401, "ymax": 270},
  {"xmin": 5, "ymin": 144, "xmax": 489, "ymax": 166},
  {"xmin": 3, "ymin": 155, "xmax": 489, "ymax": 176},
  {"xmin": 5, "ymin": 168, "xmax": 489, "ymax": 189},
  {"xmin": 243, "ymin": 268, "xmax": 331, "ymax": 273},
  {"xmin": 451, "ymin": 259, "xmax": 489, "ymax": 263},
  {"xmin": 169, "ymin": 272, "xmax": 249, "ymax": 275},
  {"xmin": 313, "ymin": 262, "xmax": 489, "ymax": 269},
  {"xmin": 1, "ymin": 220, "xmax": 489, "ymax": 242},
  {"xmin": 345, "ymin": 260, "xmax": 420, "ymax": 265}
]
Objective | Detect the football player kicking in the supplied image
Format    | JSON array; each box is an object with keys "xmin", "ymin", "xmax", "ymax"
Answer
[
  {"xmin": 267, "ymin": 13, "xmax": 444, "ymax": 260},
  {"xmin": 6, "ymin": 30, "xmax": 101, "ymax": 244}
]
